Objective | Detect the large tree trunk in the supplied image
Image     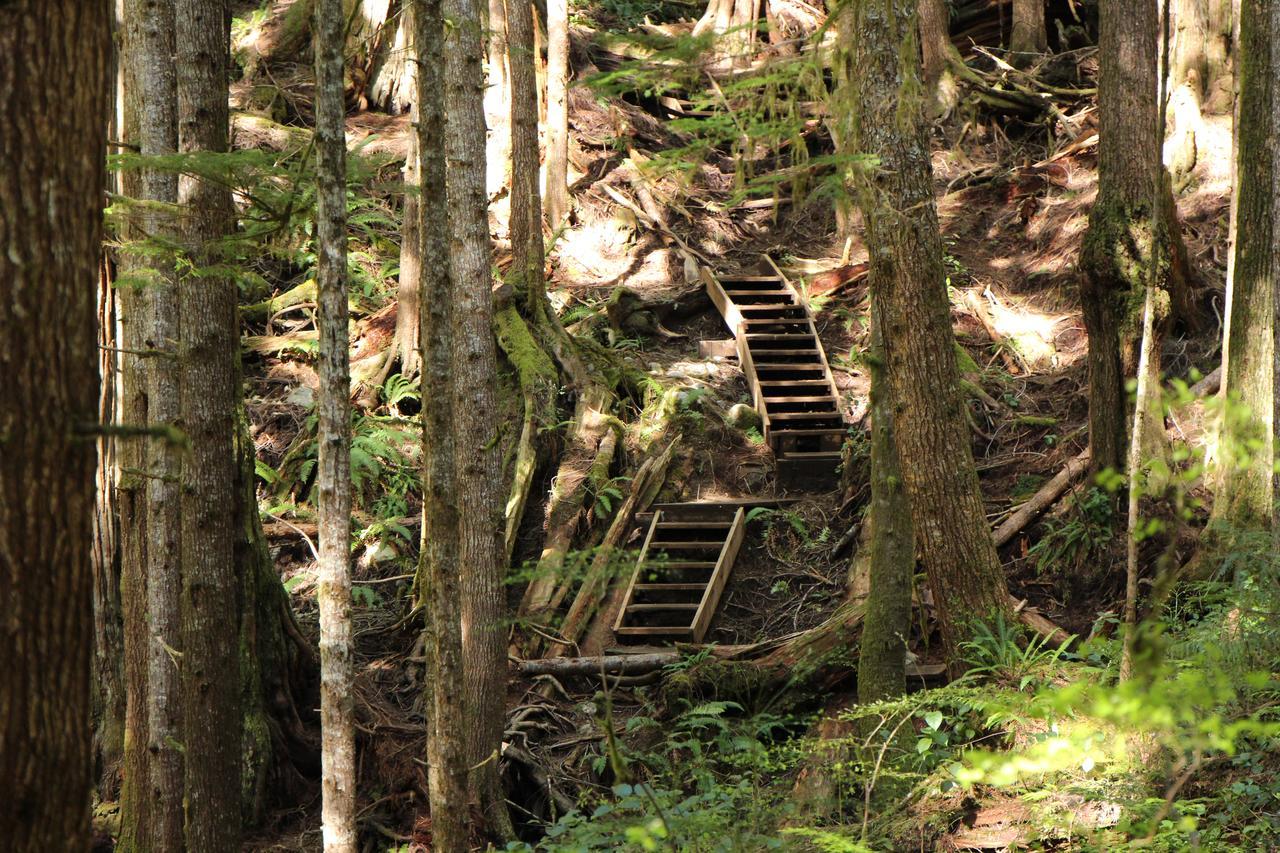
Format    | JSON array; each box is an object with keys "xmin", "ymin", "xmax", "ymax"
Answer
[
  {"xmin": 175, "ymin": 0, "xmax": 243, "ymax": 847},
  {"xmin": 442, "ymin": 0, "xmax": 515, "ymax": 839},
  {"xmin": 414, "ymin": 4, "xmax": 470, "ymax": 849},
  {"xmin": 856, "ymin": 297, "xmax": 915, "ymax": 703},
  {"xmin": 314, "ymin": 0, "xmax": 356, "ymax": 848},
  {"xmin": 1009, "ymin": 0, "xmax": 1047, "ymax": 64},
  {"xmin": 1211, "ymin": 0, "xmax": 1274, "ymax": 535},
  {"xmin": 545, "ymin": 0, "xmax": 570, "ymax": 227},
  {"xmin": 847, "ymin": 0, "xmax": 1012, "ymax": 657},
  {"xmin": 122, "ymin": 1, "xmax": 186, "ymax": 848},
  {"xmin": 0, "ymin": 1, "xmax": 108, "ymax": 847},
  {"xmin": 1079, "ymin": 0, "xmax": 1177, "ymax": 475}
]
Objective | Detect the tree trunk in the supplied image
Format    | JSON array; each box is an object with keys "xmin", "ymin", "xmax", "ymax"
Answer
[
  {"xmin": 917, "ymin": 0, "xmax": 963, "ymax": 115},
  {"xmin": 856, "ymin": 296, "xmax": 915, "ymax": 704},
  {"xmin": 0, "ymin": 2, "xmax": 108, "ymax": 847},
  {"xmin": 137, "ymin": 0, "xmax": 184, "ymax": 846},
  {"xmin": 315, "ymin": 0, "xmax": 357, "ymax": 848},
  {"xmin": 117, "ymin": 2, "xmax": 153, "ymax": 845},
  {"xmin": 1009, "ymin": 0, "xmax": 1046, "ymax": 64},
  {"xmin": 508, "ymin": 0, "xmax": 547, "ymax": 299},
  {"xmin": 1211, "ymin": 0, "xmax": 1274, "ymax": 535},
  {"xmin": 176, "ymin": 0, "xmax": 243, "ymax": 847},
  {"xmin": 417, "ymin": 0, "xmax": 471, "ymax": 849},
  {"xmin": 444, "ymin": 0, "xmax": 515, "ymax": 836},
  {"xmin": 847, "ymin": 0, "xmax": 1012, "ymax": 657},
  {"xmin": 485, "ymin": 0, "xmax": 511, "ymax": 196},
  {"xmin": 1079, "ymin": 0, "xmax": 1172, "ymax": 475},
  {"xmin": 395, "ymin": 96, "xmax": 422, "ymax": 377},
  {"xmin": 545, "ymin": 0, "xmax": 570, "ymax": 227}
]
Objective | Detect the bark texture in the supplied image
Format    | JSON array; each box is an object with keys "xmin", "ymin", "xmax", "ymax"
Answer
[
  {"xmin": 315, "ymin": 0, "xmax": 357, "ymax": 848},
  {"xmin": 416, "ymin": 0, "xmax": 471, "ymax": 848},
  {"xmin": 117, "ymin": 2, "xmax": 153, "ymax": 844},
  {"xmin": 1079, "ymin": 0, "xmax": 1164, "ymax": 474},
  {"xmin": 847, "ymin": 0, "xmax": 1011, "ymax": 655},
  {"xmin": 856, "ymin": 298, "xmax": 915, "ymax": 703},
  {"xmin": 444, "ymin": 0, "xmax": 514, "ymax": 835},
  {"xmin": 1212, "ymin": 0, "xmax": 1274, "ymax": 533},
  {"xmin": 1010, "ymin": 0, "xmax": 1047, "ymax": 62},
  {"xmin": 545, "ymin": 0, "xmax": 570, "ymax": 226},
  {"xmin": 175, "ymin": 0, "xmax": 243, "ymax": 846},
  {"xmin": 509, "ymin": 0, "xmax": 547, "ymax": 298},
  {"xmin": 0, "ymin": 1, "xmax": 108, "ymax": 846},
  {"xmin": 128, "ymin": 1, "xmax": 186, "ymax": 847}
]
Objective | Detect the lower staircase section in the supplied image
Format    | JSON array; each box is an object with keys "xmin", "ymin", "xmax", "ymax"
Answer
[
  {"xmin": 613, "ymin": 503, "xmax": 746, "ymax": 643},
  {"xmin": 702, "ymin": 258, "xmax": 846, "ymax": 482}
]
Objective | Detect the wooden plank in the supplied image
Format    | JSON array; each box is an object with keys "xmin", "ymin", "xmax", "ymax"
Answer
[
  {"xmin": 691, "ymin": 506, "xmax": 746, "ymax": 642},
  {"xmin": 701, "ymin": 267, "xmax": 743, "ymax": 336},
  {"xmin": 647, "ymin": 540, "xmax": 726, "ymax": 548},
  {"xmin": 759, "ymin": 395, "xmax": 838, "ymax": 405},
  {"xmin": 654, "ymin": 521, "xmax": 734, "ymax": 529},
  {"xmin": 698, "ymin": 338, "xmax": 738, "ymax": 358},
  {"xmin": 613, "ymin": 510, "xmax": 663, "ymax": 635},
  {"xmin": 626, "ymin": 603, "xmax": 700, "ymax": 612},
  {"xmin": 634, "ymin": 583, "xmax": 706, "ymax": 591},
  {"xmin": 615, "ymin": 625, "xmax": 695, "ymax": 638}
]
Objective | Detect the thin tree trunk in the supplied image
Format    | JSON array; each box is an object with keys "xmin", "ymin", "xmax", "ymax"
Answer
[
  {"xmin": 136, "ymin": 0, "xmax": 185, "ymax": 845},
  {"xmin": 1272, "ymin": 0, "xmax": 1280, "ymax": 543},
  {"xmin": 444, "ymin": 0, "xmax": 514, "ymax": 836},
  {"xmin": 1211, "ymin": 0, "xmax": 1274, "ymax": 535},
  {"xmin": 847, "ymin": 0, "xmax": 1012, "ymax": 659},
  {"xmin": 0, "ymin": 1, "xmax": 108, "ymax": 847},
  {"xmin": 395, "ymin": 97, "xmax": 422, "ymax": 377},
  {"xmin": 856, "ymin": 297, "xmax": 915, "ymax": 704},
  {"xmin": 485, "ymin": 0, "xmax": 511, "ymax": 196},
  {"xmin": 509, "ymin": 0, "xmax": 546, "ymax": 296},
  {"xmin": 1121, "ymin": 284, "xmax": 1157, "ymax": 681},
  {"xmin": 1010, "ymin": 0, "xmax": 1046, "ymax": 63},
  {"xmin": 315, "ymin": 0, "xmax": 356, "ymax": 847},
  {"xmin": 545, "ymin": 0, "xmax": 570, "ymax": 227},
  {"xmin": 117, "ymin": 1, "xmax": 153, "ymax": 844},
  {"xmin": 176, "ymin": 0, "xmax": 243, "ymax": 847},
  {"xmin": 415, "ymin": 0, "xmax": 470, "ymax": 848}
]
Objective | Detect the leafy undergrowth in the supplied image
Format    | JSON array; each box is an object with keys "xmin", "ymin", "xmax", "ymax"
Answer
[{"xmin": 494, "ymin": 570, "xmax": 1280, "ymax": 852}]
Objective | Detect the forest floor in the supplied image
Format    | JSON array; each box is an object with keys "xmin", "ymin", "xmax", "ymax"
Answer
[{"xmin": 230, "ymin": 4, "xmax": 1239, "ymax": 848}]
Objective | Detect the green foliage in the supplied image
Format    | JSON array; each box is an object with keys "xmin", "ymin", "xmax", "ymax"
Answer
[
  {"xmin": 959, "ymin": 613, "xmax": 1075, "ymax": 690},
  {"xmin": 1026, "ymin": 487, "xmax": 1116, "ymax": 575}
]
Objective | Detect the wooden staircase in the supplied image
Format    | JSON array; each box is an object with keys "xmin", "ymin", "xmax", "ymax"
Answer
[
  {"xmin": 613, "ymin": 503, "xmax": 746, "ymax": 642},
  {"xmin": 702, "ymin": 258, "xmax": 847, "ymax": 482}
]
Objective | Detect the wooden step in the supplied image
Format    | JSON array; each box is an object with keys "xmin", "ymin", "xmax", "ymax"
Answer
[
  {"xmin": 745, "ymin": 333, "xmax": 817, "ymax": 344},
  {"xmin": 634, "ymin": 583, "xmax": 706, "ymax": 591},
  {"xmin": 760, "ymin": 379, "xmax": 831, "ymax": 387},
  {"xmin": 626, "ymin": 603, "xmax": 700, "ymax": 612},
  {"xmin": 654, "ymin": 521, "xmax": 734, "ymax": 529},
  {"xmin": 726, "ymin": 292, "xmax": 795, "ymax": 304},
  {"xmin": 637, "ymin": 561, "xmax": 716, "ymax": 570},
  {"xmin": 648, "ymin": 540, "xmax": 727, "ymax": 549}
]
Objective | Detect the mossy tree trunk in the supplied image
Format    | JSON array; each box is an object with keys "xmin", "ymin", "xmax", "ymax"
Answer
[
  {"xmin": 1079, "ymin": 0, "xmax": 1186, "ymax": 475},
  {"xmin": 1211, "ymin": 0, "xmax": 1275, "ymax": 536},
  {"xmin": 845, "ymin": 0, "xmax": 1013, "ymax": 659},
  {"xmin": 856, "ymin": 297, "xmax": 915, "ymax": 704},
  {"xmin": 0, "ymin": 4, "xmax": 108, "ymax": 849},
  {"xmin": 414, "ymin": 1, "xmax": 471, "ymax": 847}
]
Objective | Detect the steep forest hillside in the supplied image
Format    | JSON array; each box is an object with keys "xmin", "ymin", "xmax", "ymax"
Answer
[{"xmin": 4, "ymin": 0, "xmax": 1280, "ymax": 851}]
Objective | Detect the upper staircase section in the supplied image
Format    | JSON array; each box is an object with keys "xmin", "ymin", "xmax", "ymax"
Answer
[{"xmin": 702, "ymin": 258, "xmax": 847, "ymax": 483}]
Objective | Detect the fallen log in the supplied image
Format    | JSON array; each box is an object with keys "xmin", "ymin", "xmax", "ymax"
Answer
[{"xmin": 992, "ymin": 448, "xmax": 1091, "ymax": 548}]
